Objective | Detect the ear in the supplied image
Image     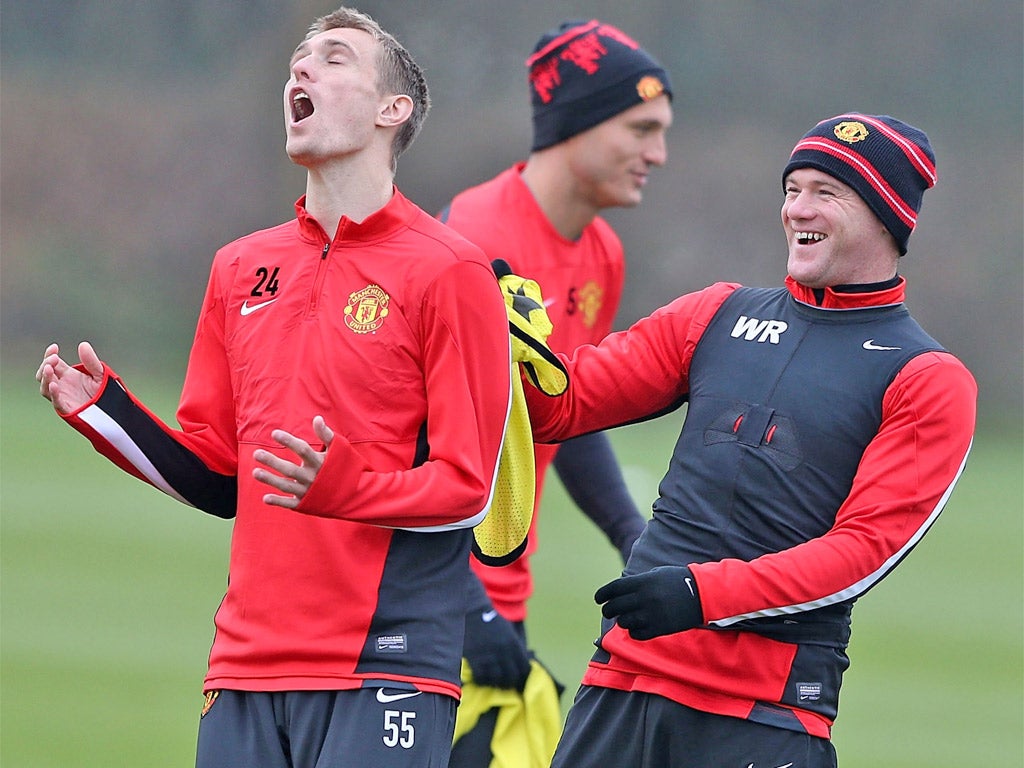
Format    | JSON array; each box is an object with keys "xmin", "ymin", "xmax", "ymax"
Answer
[{"xmin": 377, "ymin": 94, "xmax": 414, "ymax": 128}]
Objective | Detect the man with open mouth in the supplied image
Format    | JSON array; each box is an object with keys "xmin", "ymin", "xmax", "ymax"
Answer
[{"xmin": 36, "ymin": 7, "xmax": 511, "ymax": 768}]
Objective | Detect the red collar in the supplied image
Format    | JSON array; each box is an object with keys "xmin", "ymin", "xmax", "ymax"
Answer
[
  {"xmin": 785, "ymin": 275, "xmax": 906, "ymax": 309},
  {"xmin": 294, "ymin": 187, "xmax": 416, "ymax": 245}
]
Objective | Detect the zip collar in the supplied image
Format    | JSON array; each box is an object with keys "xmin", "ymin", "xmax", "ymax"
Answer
[
  {"xmin": 786, "ymin": 274, "xmax": 906, "ymax": 310},
  {"xmin": 294, "ymin": 187, "xmax": 418, "ymax": 246}
]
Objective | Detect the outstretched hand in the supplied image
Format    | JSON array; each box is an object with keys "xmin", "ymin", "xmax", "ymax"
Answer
[
  {"xmin": 253, "ymin": 415, "xmax": 335, "ymax": 509},
  {"xmin": 594, "ymin": 566, "xmax": 703, "ymax": 641},
  {"xmin": 35, "ymin": 342, "xmax": 105, "ymax": 415}
]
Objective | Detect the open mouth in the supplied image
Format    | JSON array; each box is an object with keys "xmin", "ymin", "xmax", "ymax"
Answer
[
  {"xmin": 292, "ymin": 91, "xmax": 314, "ymax": 122},
  {"xmin": 795, "ymin": 231, "xmax": 827, "ymax": 246}
]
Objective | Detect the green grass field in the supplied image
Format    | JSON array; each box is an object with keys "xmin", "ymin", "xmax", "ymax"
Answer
[{"xmin": 2, "ymin": 372, "xmax": 1021, "ymax": 767}]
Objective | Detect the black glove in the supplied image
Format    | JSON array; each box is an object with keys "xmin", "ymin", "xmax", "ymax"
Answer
[
  {"xmin": 463, "ymin": 607, "xmax": 532, "ymax": 690},
  {"xmin": 594, "ymin": 566, "xmax": 703, "ymax": 641}
]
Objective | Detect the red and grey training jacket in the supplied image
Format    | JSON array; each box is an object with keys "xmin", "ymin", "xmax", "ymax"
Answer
[{"xmin": 61, "ymin": 189, "xmax": 513, "ymax": 699}]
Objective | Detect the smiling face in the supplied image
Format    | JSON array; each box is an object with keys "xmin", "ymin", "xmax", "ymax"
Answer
[
  {"xmin": 283, "ymin": 28, "xmax": 388, "ymax": 168},
  {"xmin": 560, "ymin": 94, "xmax": 672, "ymax": 211},
  {"xmin": 782, "ymin": 167, "xmax": 900, "ymax": 288}
]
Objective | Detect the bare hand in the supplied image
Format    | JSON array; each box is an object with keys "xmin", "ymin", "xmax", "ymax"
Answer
[
  {"xmin": 253, "ymin": 415, "xmax": 336, "ymax": 509},
  {"xmin": 35, "ymin": 341, "xmax": 105, "ymax": 415}
]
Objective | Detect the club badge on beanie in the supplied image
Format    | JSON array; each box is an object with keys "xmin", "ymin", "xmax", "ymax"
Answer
[
  {"xmin": 782, "ymin": 113, "xmax": 937, "ymax": 255},
  {"xmin": 527, "ymin": 19, "xmax": 672, "ymax": 151}
]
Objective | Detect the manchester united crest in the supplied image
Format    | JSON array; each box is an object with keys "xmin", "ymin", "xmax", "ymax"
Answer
[
  {"xmin": 201, "ymin": 690, "xmax": 220, "ymax": 718},
  {"xmin": 833, "ymin": 121, "xmax": 869, "ymax": 144},
  {"xmin": 636, "ymin": 75, "xmax": 666, "ymax": 102},
  {"xmin": 578, "ymin": 280, "xmax": 604, "ymax": 328},
  {"xmin": 344, "ymin": 284, "xmax": 390, "ymax": 334}
]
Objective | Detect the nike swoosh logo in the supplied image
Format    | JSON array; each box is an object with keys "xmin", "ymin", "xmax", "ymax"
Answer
[
  {"xmin": 543, "ymin": 297, "xmax": 557, "ymax": 308},
  {"xmin": 862, "ymin": 339, "xmax": 901, "ymax": 351},
  {"xmin": 481, "ymin": 610, "xmax": 499, "ymax": 623},
  {"xmin": 240, "ymin": 298, "xmax": 279, "ymax": 316},
  {"xmin": 375, "ymin": 689, "xmax": 422, "ymax": 704},
  {"xmin": 684, "ymin": 577, "xmax": 695, "ymax": 597}
]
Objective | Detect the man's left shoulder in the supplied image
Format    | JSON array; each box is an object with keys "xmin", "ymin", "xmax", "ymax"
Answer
[{"xmin": 900, "ymin": 347, "xmax": 975, "ymax": 382}]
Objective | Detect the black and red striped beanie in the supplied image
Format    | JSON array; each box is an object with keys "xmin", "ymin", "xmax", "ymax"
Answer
[
  {"xmin": 782, "ymin": 113, "xmax": 937, "ymax": 255},
  {"xmin": 527, "ymin": 19, "xmax": 672, "ymax": 151}
]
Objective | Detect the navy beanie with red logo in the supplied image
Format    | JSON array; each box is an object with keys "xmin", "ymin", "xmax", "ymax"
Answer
[
  {"xmin": 782, "ymin": 113, "xmax": 937, "ymax": 255},
  {"xmin": 527, "ymin": 19, "xmax": 672, "ymax": 151}
]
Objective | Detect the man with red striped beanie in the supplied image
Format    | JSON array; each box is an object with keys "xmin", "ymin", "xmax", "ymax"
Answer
[{"xmin": 521, "ymin": 113, "xmax": 976, "ymax": 767}]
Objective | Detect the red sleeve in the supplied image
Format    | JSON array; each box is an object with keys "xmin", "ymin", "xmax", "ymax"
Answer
[
  {"xmin": 526, "ymin": 283, "xmax": 739, "ymax": 441},
  {"xmin": 692, "ymin": 350, "xmax": 978, "ymax": 624},
  {"xmin": 60, "ymin": 365, "xmax": 238, "ymax": 517},
  {"xmin": 296, "ymin": 259, "xmax": 513, "ymax": 530}
]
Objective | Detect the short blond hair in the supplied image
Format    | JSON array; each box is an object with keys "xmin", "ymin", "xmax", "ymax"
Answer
[{"xmin": 307, "ymin": 7, "xmax": 430, "ymax": 167}]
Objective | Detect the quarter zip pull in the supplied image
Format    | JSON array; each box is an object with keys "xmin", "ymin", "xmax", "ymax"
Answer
[{"xmin": 307, "ymin": 242, "xmax": 331, "ymax": 317}]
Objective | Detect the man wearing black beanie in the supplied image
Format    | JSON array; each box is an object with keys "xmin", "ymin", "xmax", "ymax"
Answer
[
  {"xmin": 521, "ymin": 113, "xmax": 976, "ymax": 767},
  {"xmin": 439, "ymin": 18, "xmax": 673, "ymax": 768}
]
